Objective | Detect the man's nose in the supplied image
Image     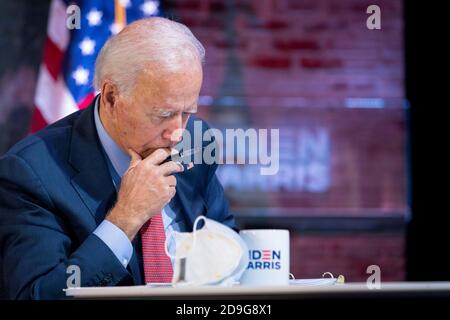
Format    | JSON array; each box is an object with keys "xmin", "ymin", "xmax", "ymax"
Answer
[{"xmin": 163, "ymin": 114, "xmax": 184, "ymax": 143}]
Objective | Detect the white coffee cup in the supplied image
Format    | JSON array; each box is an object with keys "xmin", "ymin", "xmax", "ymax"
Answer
[{"xmin": 238, "ymin": 229, "xmax": 290, "ymax": 286}]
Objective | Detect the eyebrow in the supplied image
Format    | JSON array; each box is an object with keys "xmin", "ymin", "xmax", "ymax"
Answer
[{"xmin": 152, "ymin": 101, "xmax": 198, "ymax": 114}]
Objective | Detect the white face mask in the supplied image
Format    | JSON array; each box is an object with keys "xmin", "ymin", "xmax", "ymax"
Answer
[{"xmin": 165, "ymin": 216, "xmax": 248, "ymax": 286}]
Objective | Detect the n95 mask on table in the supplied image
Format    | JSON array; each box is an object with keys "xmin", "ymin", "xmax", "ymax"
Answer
[{"xmin": 165, "ymin": 215, "xmax": 248, "ymax": 286}]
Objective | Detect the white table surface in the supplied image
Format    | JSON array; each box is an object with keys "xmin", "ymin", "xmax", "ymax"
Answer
[{"xmin": 65, "ymin": 282, "xmax": 450, "ymax": 299}]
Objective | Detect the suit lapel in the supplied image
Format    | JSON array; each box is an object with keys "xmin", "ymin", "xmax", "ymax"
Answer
[{"xmin": 68, "ymin": 99, "xmax": 117, "ymax": 225}]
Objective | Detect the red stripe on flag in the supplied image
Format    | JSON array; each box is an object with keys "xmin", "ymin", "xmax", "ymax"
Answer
[
  {"xmin": 30, "ymin": 106, "xmax": 48, "ymax": 133},
  {"xmin": 78, "ymin": 92, "xmax": 95, "ymax": 109},
  {"xmin": 43, "ymin": 37, "xmax": 64, "ymax": 81}
]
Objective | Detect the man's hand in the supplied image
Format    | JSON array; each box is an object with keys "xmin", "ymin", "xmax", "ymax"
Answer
[{"xmin": 106, "ymin": 148, "xmax": 184, "ymax": 240}]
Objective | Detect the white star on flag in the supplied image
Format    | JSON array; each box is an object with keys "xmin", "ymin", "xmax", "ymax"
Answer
[
  {"xmin": 79, "ymin": 37, "xmax": 96, "ymax": 55},
  {"xmin": 140, "ymin": 1, "xmax": 159, "ymax": 16},
  {"xmin": 86, "ymin": 9, "xmax": 103, "ymax": 26},
  {"xmin": 72, "ymin": 66, "xmax": 89, "ymax": 85}
]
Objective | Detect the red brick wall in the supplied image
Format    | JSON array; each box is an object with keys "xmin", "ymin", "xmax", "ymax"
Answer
[
  {"xmin": 216, "ymin": 107, "xmax": 407, "ymax": 214},
  {"xmin": 166, "ymin": 0, "xmax": 406, "ymax": 281},
  {"xmin": 291, "ymin": 233, "xmax": 405, "ymax": 281},
  {"xmin": 167, "ymin": 0, "xmax": 406, "ymax": 212},
  {"xmin": 167, "ymin": 0, "xmax": 403, "ymax": 103}
]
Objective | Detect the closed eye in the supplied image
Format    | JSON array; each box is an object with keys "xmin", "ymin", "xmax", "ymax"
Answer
[{"xmin": 158, "ymin": 111, "xmax": 173, "ymax": 118}]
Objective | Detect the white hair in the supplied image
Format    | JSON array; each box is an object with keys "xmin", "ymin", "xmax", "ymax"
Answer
[{"xmin": 94, "ymin": 17, "xmax": 205, "ymax": 95}]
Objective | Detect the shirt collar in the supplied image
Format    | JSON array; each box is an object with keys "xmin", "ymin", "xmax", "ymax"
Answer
[{"xmin": 94, "ymin": 96, "xmax": 130, "ymax": 177}]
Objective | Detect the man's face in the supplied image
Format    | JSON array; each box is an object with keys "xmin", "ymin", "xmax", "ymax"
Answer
[{"xmin": 111, "ymin": 63, "xmax": 202, "ymax": 158}]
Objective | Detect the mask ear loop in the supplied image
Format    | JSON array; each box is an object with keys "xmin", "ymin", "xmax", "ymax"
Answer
[
  {"xmin": 164, "ymin": 216, "xmax": 207, "ymax": 287},
  {"xmin": 164, "ymin": 215, "xmax": 206, "ymax": 260}
]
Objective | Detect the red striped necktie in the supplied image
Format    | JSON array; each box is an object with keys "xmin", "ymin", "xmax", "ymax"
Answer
[{"xmin": 140, "ymin": 213, "xmax": 173, "ymax": 283}]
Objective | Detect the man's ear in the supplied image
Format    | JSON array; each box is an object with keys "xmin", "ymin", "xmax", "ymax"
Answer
[{"xmin": 101, "ymin": 81, "xmax": 118, "ymax": 116}]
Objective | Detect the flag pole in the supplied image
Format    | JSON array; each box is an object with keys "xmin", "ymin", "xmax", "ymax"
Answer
[{"xmin": 114, "ymin": 0, "xmax": 127, "ymax": 30}]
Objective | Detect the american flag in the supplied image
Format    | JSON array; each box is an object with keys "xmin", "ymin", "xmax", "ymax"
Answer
[{"xmin": 31, "ymin": 0, "xmax": 161, "ymax": 132}]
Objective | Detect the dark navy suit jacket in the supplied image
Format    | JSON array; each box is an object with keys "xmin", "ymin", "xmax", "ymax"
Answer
[{"xmin": 0, "ymin": 101, "xmax": 235, "ymax": 299}]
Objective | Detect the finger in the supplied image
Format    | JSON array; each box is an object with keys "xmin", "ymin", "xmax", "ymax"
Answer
[
  {"xmin": 162, "ymin": 185, "xmax": 176, "ymax": 204},
  {"xmin": 165, "ymin": 175, "xmax": 177, "ymax": 187},
  {"xmin": 127, "ymin": 148, "xmax": 142, "ymax": 169},
  {"xmin": 159, "ymin": 160, "xmax": 184, "ymax": 176},
  {"xmin": 145, "ymin": 148, "xmax": 172, "ymax": 165},
  {"xmin": 168, "ymin": 186, "xmax": 176, "ymax": 199}
]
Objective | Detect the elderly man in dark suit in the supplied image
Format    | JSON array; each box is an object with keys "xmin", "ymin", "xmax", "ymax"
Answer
[{"xmin": 0, "ymin": 17, "xmax": 234, "ymax": 299}]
